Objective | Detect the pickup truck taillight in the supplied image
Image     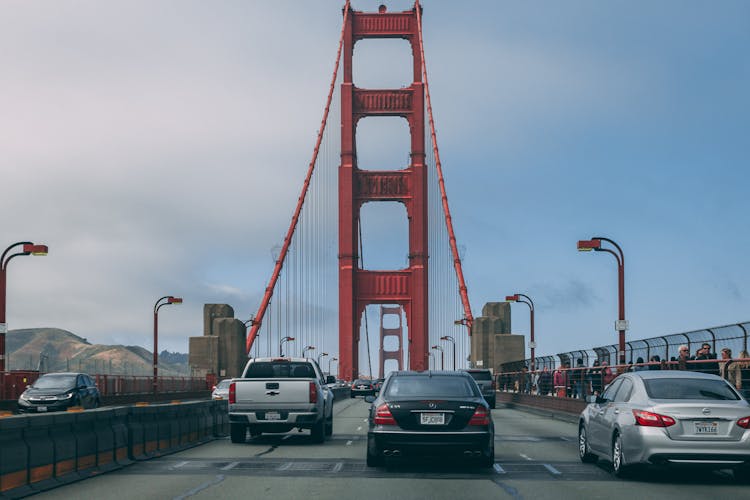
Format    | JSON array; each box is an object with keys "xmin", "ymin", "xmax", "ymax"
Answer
[
  {"xmin": 309, "ymin": 382, "xmax": 317, "ymax": 403},
  {"xmin": 229, "ymin": 382, "xmax": 236, "ymax": 404}
]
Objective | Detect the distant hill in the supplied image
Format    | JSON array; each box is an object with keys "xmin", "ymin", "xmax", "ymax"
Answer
[{"xmin": 6, "ymin": 328, "xmax": 190, "ymax": 376}]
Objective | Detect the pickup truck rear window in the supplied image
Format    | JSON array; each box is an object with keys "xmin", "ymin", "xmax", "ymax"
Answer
[{"xmin": 244, "ymin": 362, "xmax": 316, "ymax": 379}]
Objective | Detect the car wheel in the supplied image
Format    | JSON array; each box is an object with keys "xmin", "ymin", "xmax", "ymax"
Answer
[
  {"xmin": 230, "ymin": 423, "xmax": 247, "ymax": 444},
  {"xmin": 93, "ymin": 398, "xmax": 100, "ymax": 409},
  {"xmin": 325, "ymin": 414, "xmax": 333, "ymax": 437},
  {"xmin": 480, "ymin": 444, "xmax": 495, "ymax": 468},
  {"xmin": 578, "ymin": 425, "xmax": 597, "ymax": 463},
  {"xmin": 366, "ymin": 440, "xmax": 384, "ymax": 467},
  {"xmin": 612, "ymin": 432, "xmax": 635, "ymax": 477},
  {"xmin": 310, "ymin": 417, "xmax": 326, "ymax": 443},
  {"xmin": 248, "ymin": 426, "xmax": 262, "ymax": 438},
  {"xmin": 488, "ymin": 397, "xmax": 496, "ymax": 409}
]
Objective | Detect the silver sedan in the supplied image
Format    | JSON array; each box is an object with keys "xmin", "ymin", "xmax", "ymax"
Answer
[{"xmin": 578, "ymin": 370, "xmax": 750, "ymax": 478}]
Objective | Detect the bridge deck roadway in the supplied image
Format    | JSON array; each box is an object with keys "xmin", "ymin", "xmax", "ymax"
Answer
[{"xmin": 33, "ymin": 399, "xmax": 746, "ymax": 500}]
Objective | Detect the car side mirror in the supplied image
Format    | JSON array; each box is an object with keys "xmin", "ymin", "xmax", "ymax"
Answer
[
  {"xmin": 586, "ymin": 395, "xmax": 598, "ymax": 404},
  {"xmin": 364, "ymin": 395, "xmax": 376, "ymax": 403},
  {"xmin": 326, "ymin": 375, "xmax": 336, "ymax": 384}
]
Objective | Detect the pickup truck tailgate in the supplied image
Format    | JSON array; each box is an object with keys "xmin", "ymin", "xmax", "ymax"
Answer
[{"xmin": 234, "ymin": 379, "xmax": 312, "ymax": 406}]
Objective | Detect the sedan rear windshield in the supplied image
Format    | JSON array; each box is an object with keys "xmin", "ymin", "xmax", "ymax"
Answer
[
  {"xmin": 244, "ymin": 362, "xmax": 316, "ymax": 379},
  {"xmin": 644, "ymin": 378, "xmax": 740, "ymax": 400},
  {"xmin": 33, "ymin": 375, "xmax": 77, "ymax": 389},
  {"xmin": 384, "ymin": 375, "xmax": 479, "ymax": 398}
]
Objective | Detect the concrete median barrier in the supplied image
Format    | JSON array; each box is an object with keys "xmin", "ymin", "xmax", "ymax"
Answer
[
  {"xmin": 0, "ymin": 415, "xmax": 30, "ymax": 497},
  {"xmin": 24, "ymin": 413, "xmax": 56, "ymax": 491},
  {"xmin": 0, "ymin": 401, "xmax": 225, "ymax": 496}
]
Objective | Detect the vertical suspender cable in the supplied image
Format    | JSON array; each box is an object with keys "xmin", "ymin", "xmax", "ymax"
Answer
[
  {"xmin": 415, "ymin": 1, "xmax": 473, "ymax": 335},
  {"xmin": 247, "ymin": 1, "xmax": 352, "ymax": 353}
]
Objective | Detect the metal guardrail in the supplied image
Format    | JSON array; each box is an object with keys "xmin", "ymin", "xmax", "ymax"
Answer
[
  {"xmin": 0, "ymin": 371, "xmax": 210, "ymax": 401},
  {"xmin": 500, "ymin": 320, "xmax": 750, "ymax": 374}
]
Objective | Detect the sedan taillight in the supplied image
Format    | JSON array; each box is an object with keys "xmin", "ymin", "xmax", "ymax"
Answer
[
  {"xmin": 309, "ymin": 382, "xmax": 317, "ymax": 403},
  {"xmin": 374, "ymin": 403, "xmax": 396, "ymax": 425},
  {"xmin": 737, "ymin": 416, "xmax": 750, "ymax": 429},
  {"xmin": 229, "ymin": 382, "xmax": 236, "ymax": 404},
  {"xmin": 632, "ymin": 409, "xmax": 676, "ymax": 427},
  {"xmin": 469, "ymin": 405, "xmax": 490, "ymax": 426}
]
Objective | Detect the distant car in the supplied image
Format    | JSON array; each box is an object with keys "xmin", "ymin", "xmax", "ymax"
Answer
[
  {"xmin": 578, "ymin": 371, "xmax": 750, "ymax": 478},
  {"xmin": 18, "ymin": 372, "xmax": 100, "ymax": 413},
  {"xmin": 365, "ymin": 370, "xmax": 494, "ymax": 467},
  {"xmin": 212, "ymin": 379, "xmax": 231, "ymax": 400},
  {"xmin": 373, "ymin": 378, "xmax": 385, "ymax": 391},
  {"xmin": 461, "ymin": 369, "xmax": 496, "ymax": 408},
  {"xmin": 351, "ymin": 379, "xmax": 376, "ymax": 398}
]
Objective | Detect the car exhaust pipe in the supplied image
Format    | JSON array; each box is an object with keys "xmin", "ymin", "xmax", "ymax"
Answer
[
  {"xmin": 464, "ymin": 450, "xmax": 473, "ymax": 457},
  {"xmin": 383, "ymin": 450, "xmax": 392, "ymax": 457},
  {"xmin": 391, "ymin": 450, "xmax": 401, "ymax": 457},
  {"xmin": 474, "ymin": 451, "xmax": 482, "ymax": 457}
]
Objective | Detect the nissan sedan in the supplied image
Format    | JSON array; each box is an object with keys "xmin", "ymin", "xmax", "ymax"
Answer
[{"xmin": 578, "ymin": 370, "xmax": 750, "ymax": 479}]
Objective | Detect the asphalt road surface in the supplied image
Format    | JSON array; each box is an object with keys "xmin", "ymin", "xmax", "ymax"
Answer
[{"xmin": 35, "ymin": 399, "xmax": 748, "ymax": 499}]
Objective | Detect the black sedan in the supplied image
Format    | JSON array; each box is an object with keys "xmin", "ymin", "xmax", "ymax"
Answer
[
  {"xmin": 351, "ymin": 378, "xmax": 376, "ymax": 397},
  {"xmin": 365, "ymin": 371, "xmax": 495, "ymax": 467},
  {"xmin": 18, "ymin": 372, "xmax": 100, "ymax": 413}
]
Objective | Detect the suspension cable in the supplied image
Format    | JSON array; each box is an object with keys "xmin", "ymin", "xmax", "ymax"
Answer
[
  {"xmin": 415, "ymin": 1, "xmax": 474, "ymax": 334},
  {"xmin": 246, "ymin": 0, "xmax": 352, "ymax": 353}
]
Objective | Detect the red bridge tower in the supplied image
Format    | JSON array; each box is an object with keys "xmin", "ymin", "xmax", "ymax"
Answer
[{"xmin": 338, "ymin": 4, "xmax": 428, "ymax": 380}]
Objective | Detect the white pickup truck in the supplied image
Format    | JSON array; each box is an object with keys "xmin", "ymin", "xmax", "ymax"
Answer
[{"xmin": 228, "ymin": 357, "xmax": 336, "ymax": 443}]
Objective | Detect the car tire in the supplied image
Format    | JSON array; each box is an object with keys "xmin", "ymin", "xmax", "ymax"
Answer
[
  {"xmin": 230, "ymin": 423, "xmax": 247, "ymax": 444},
  {"xmin": 578, "ymin": 425, "xmax": 597, "ymax": 463},
  {"xmin": 611, "ymin": 432, "xmax": 635, "ymax": 478},
  {"xmin": 310, "ymin": 417, "xmax": 326, "ymax": 443},
  {"xmin": 93, "ymin": 398, "xmax": 100, "ymax": 409},
  {"xmin": 488, "ymin": 397, "xmax": 496, "ymax": 409},
  {"xmin": 248, "ymin": 426, "xmax": 262, "ymax": 438},
  {"xmin": 480, "ymin": 444, "xmax": 495, "ymax": 468},
  {"xmin": 325, "ymin": 413, "xmax": 333, "ymax": 437},
  {"xmin": 366, "ymin": 440, "xmax": 384, "ymax": 467}
]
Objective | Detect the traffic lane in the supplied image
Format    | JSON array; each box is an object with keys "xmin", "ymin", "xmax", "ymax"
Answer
[{"xmin": 492, "ymin": 405, "xmax": 579, "ymax": 463}]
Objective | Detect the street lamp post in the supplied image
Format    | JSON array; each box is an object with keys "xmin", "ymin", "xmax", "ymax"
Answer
[
  {"xmin": 317, "ymin": 352, "xmax": 328, "ymax": 366},
  {"xmin": 1, "ymin": 242, "xmax": 49, "ymax": 374},
  {"xmin": 440, "ymin": 336, "xmax": 456, "ymax": 371},
  {"xmin": 578, "ymin": 236, "xmax": 627, "ymax": 367},
  {"xmin": 431, "ymin": 345, "xmax": 444, "ymax": 370},
  {"xmin": 328, "ymin": 357, "xmax": 338, "ymax": 378},
  {"xmin": 302, "ymin": 345, "xmax": 315, "ymax": 358},
  {"xmin": 153, "ymin": 296, "xmax": 182, "ymax": 394},
  {"xmin": 505, "ymin": 294, "xmax": 535, "ymax": 372},
  {"xmin": 279, "ymin": 336, "xmax": 294, "ymax": 357}
]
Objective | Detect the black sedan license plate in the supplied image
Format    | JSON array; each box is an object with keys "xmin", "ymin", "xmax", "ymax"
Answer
[{"xmin": 420, "ymin": 413, "xmax": 445, "ymax": 425}]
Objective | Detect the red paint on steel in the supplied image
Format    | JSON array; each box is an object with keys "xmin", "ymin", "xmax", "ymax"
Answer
[
  {"xmin": 245, "ymin": 1, "xmax": 352, "ymax": 354},
  {"xmin": 414, "ymin": 1, "xmax": 474, "ymax": 335},
  {"xmin": 339, "ymin": 3, "xmax": 429, "ymax": 380}
]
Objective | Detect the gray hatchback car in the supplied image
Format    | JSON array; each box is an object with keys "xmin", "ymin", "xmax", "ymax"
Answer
[{"xmin": 578, "ymin": 370, "xmax": 750, "ymax": 478}]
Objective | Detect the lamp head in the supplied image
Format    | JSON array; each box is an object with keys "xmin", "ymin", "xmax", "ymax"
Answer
[
  {"xmin": 168, "ymin": 297, "xmax": 183, "ymax": 304},
  {"xmin": 23, "ymin": 244, "xmax": 49, "ymax": 256},
  {"xmin": 577, "ymin": 239, "xmax": 601, "ymax": 251},
  {"xmin": 505, "ymin": 295, "xmax": 518, "ymax": 302}
]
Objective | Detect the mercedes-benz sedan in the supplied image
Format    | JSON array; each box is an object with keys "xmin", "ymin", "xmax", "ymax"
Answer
[
  {"xmin": 365, "ymin": 371, "xmax": 494, "ymax": 467},
  {"xmin": 578, "ymin": 370, "xmax": 750, "ymax": 479}
]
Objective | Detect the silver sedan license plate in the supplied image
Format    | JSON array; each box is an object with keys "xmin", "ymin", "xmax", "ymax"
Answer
[
  {"xmin": 420, "ymin": 413, "xmax": 445, "ymax": 425},
  {"xmin": 694, "ymin": 422, "xmax": 717, "ymax": 434}
]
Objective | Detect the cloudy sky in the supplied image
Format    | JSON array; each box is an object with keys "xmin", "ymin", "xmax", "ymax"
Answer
[{"xmin": 2, "ymin": 0, "xmax": 748, "ymax": 361}]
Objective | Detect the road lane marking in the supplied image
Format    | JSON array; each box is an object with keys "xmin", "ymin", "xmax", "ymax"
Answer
[
  {"xmin": 543, "ymin": 463, "xmax": 561, "ymax": 475},
  {"xmin": 171, "ymin": 461, "xmax": 189, "ymax": 470},
  {"xmin": 357, "ymin": 426, "xmax": 362, "ymax": 431},
  {"xmin": 519, "ymin": 453, "xmax": 533, "ymax": 461},
  {"xmin": 332, "ymin": 462, "xmax": 343, "ymax": 473},
  {"xmin": 493, "ymin": 463, "xmax": 506, "ymax": 474},
  {"xmin": 173, "ymin": 474, "xmax": 225, "ymax": 500},
  {"xmin": 220, "ymin": 462, "xmax": 239, "ymax": 471},
  {"xmin": 277, "ymin": 462, "xmax": 293, "ymax": 471},
  {"xmin": 346, "ymin": 440, "xmax": 353, "ymax": 446}
]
